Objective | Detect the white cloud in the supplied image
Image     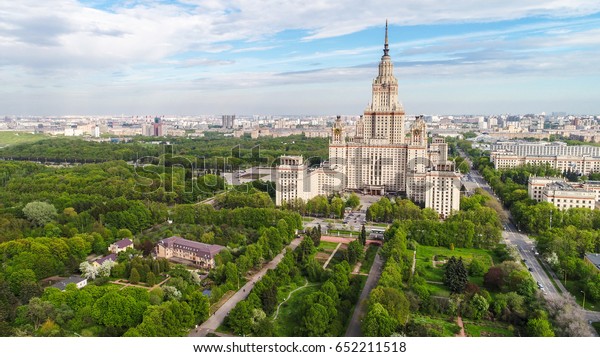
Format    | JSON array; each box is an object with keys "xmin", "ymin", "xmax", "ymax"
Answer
[{"xmin": 1, "ymin": 0, "xmax": 600, "ymax": 114}]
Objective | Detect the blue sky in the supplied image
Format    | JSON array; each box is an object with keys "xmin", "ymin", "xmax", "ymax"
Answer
[{"xmin": 1, "ymin": 1, "xmax": 600, "ymax": 116}]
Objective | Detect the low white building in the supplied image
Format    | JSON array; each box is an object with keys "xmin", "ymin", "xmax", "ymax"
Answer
[{"xmin": 528, "ymin": 176, "xmax": 596, "ymax": 210}]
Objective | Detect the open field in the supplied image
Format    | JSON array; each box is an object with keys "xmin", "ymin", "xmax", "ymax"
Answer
[
  {"xmin": 463, "ymin": 320, "xmax": 514, "ymax": 337},
  {"xmin": 415, "ymin": 245, "xmax": 495, "ymax": 297},
  {"xmin": 410, "ymin": 315, "xmax": 461, "ymax": 336},
  {"xmin": 0, "ymin": 131, "xmax": 46, "ymax": 147}
]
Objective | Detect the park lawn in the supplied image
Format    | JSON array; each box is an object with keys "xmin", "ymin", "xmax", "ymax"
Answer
[
  {"xmin": 463, "ymin": 320, "xmax": 514, "ymax": 337},
  {"xmin": 0, "ymin": 131, "xmax": 46, "ymax": 147},
  {"xmin": 359, "ymin": 245, "xmax": 379, "ymax": 274},
  {"xmin": 426, "ymin": 282, "xmax": 451, "ymax": 297},
  {"xmin": 564, "ymin": 280, "xmax": 600, "ymax": 312},
  {"xmin": 411, "ymin": 315, "xmax": 461, "ymax": 336},
  {"xmin": 318, "ymin": 241, "xmax": 340, "ymax": 252},
  {"xmin": 302, "ymin": 217, "xmax": 314, "ymax": 222},
  {"xmin": 417, "ymin": 245, "xmax": 495, "ymax": 266},
  {"xmin": 273, "ymin": 284, "xmax": 321, "ymax": 337},
  {"xmin": 416, "ymin": 245, "xmax": 495, "ymax": 284}
]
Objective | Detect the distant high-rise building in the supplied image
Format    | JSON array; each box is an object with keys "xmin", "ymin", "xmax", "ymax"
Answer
[
  {"xmin": 222, "ymin": 115, "xmax": 235, "ymax": 129},
  {"xmin": 153, "ymin": 117, "xmax": 163, "ymax": 136},
  {"xmin": 275, "ymin": 22, "xmax": 461, "ymax": 218}
]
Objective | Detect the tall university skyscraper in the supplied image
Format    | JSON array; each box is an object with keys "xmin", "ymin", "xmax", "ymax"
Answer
[{"xmin": 276, "ymin": 22, "xmax": 461, "ymax": 218}]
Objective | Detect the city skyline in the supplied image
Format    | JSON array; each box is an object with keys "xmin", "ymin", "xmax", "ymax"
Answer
[{"xmin": 2, "ymin": 1, "xmax": 600, "ymax": 116}]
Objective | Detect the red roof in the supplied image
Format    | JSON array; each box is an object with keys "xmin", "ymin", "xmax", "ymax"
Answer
[{"xmin": 157, "ymin": 236, "xmax": 225, "ymax": 259}]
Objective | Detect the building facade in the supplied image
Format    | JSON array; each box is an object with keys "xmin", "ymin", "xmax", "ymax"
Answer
[
  {"xmin": 222, "ymin": 115, "xmax": 236, "ymax": 129},
  {"xmin": 155, "ymin": 236, "xmax": 225, "ymax": 269},
  {"xmin": 276, "ymin": 23, "xmax": 461, "ymax": 219},
  {"xmin": 109, "ymin": 238, "xmax": 133, "ymax": 254},
  {"xmin": 491, "ymin": 150, "xmax": 600, "ymax": 175},
  {"xmin": 527, "ymin": 176, "xmax": 596, "ymax": 210}
]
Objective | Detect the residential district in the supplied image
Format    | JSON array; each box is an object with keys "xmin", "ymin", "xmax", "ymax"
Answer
[{"xmin": 0, "ymin": 24, "xmax": 599, "ymax": 339}]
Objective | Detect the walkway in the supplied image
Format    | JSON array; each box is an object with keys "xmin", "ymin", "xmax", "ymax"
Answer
[
  {"xmin": 272, "ymin": 279, "xmax": 316, "ymax": 320},
  {"xmin": 188, "ymin": 237, "xmax": 302, "ymax": 337},
  {"xmin": 345, "ymin": 249, "xmax": 383, "ymax": 337},
  {"xmin": 455, "ymin": 316, "xmax": 466, "ymax": 337},
  {"xmin": 323, "ymin": 243, "xmax": 342, "ymax": 269}
]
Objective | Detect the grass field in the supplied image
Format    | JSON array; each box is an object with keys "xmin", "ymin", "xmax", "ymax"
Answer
[
  {"xmin": 317, "ymin": 241, "xmax": 340, "ymax": 251},
  {"xmin": 463, "ymin": 320, "xmax": 514, "ymax": 337},
  {"xmin": 273, "ymin": 284, "xmax": 321, "ymax": 336},
  {"xmin": 0, "ymin": 131, "xmax": 46, "ymax": 147},
  {"xmin": 410, "ymin": 315, "xmax": 461, "ymax": 336},
  {"xmin": 359, "ymin": 245, "xmax": 379, "ymax": 274},
  {"xmin": 415, "ymin": 245, "xmax": 495, "ymax": 297}
]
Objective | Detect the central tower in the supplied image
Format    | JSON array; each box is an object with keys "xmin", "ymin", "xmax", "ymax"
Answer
[{"xmin": 362, "ymin": 20, "xmax": 405, "ymax": 144}]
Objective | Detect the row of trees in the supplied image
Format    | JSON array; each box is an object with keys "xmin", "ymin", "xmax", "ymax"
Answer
[
  {"xmin": 378, "ymin": 194, "xmax": 502, "ymax": 250},
  {"xmin": 0, "ymin": 134, "xmax": 329, "ymax": 169},
  {"xmin": 281, "ymin": 193, "xmax": 360, "ymax": 218}
]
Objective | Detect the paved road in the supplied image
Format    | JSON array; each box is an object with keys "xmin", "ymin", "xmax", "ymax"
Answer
[
  {"xmin": 188, "ymin": 237, "xmax": 302, "ymax": 337},
  {"xmin": 345, "ymin": 250, "xmax": 383, "ymax": 337}
]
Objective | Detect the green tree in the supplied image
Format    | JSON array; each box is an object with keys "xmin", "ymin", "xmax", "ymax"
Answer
[
  {"xmin": 331, "ymin": 197, "xmax": 345, "ymax": 219},
  {"xmin": 362, "ymin": 302, "xmax": 397, "ymax": 337},
  {"xmin": 468, "ymin": 293, "xmax": 489, "ymax": 320},
  {"xmin": 186, "ymin": 290, "xmax": 210, "ymax": 324},
  {"xmin": 146, "ymin": 272, "xmax": 156, "ymax": 287},
  {"xmin": 359, "ymin": 224, "xmax": 367, "ymax": 246},
  {"xmin": 346, "ymin": 239, "xmax": 364, "ymax": 265},
  {"xmin": 296, "ymin": 237, "xmax": 315, "ymax": 265},
  {"xmin": 469, "ymin": 259, "xmax": 485, "ymax": 277},
  {"xmin": 444, "ymin": 256, "xmax": 468, "ymax": 293},
  {"xmin": 260, "ymin": 287, "xmax": 278, "ymax": 316},
  {"xmin": 527, "ymin": 317, "xmax": 555, "ymax": 337},
  {"xmin": 303, "ymin": 303, "xmax": 329, "ymax": 336},
  {"xmin": 26, "ymin": 297, "xmax": 55, "ymax": 329},
  {"xmin": 22, "ymin": 201, "xmax": 58, "ymax": 226},
  {"xmin": 346, "ymin": 193, "xmax": 360, "ymax": 209},
  {"xmin": 129, "ymin": 268, "xmax": 140, "ymax": 284},
  {"xmin": 228, "ymin": 300, "xmax": 253, "ymax": 336},
  {"xmin": 369, "ymin": 286, "xmax": 410, "ymax": 325}
]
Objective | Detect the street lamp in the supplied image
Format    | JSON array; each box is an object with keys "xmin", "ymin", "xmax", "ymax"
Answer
[{"xmin": 581, "ymin": 290, "xmax": 586, "ymax": 310}]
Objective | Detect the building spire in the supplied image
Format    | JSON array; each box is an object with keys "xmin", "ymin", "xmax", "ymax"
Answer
[{"xmin": 383, "ymin": 19, "xmax": 389, "ymax": 57}]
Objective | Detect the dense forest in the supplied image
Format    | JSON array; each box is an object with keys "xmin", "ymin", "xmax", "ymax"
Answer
[
  {"xmin": 0, "ymin": 149, "xmax": 302, "ymax": 336},
  {"xmin": 0, "ymin": 134, "xmax": 329, "ymax": 169}
]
